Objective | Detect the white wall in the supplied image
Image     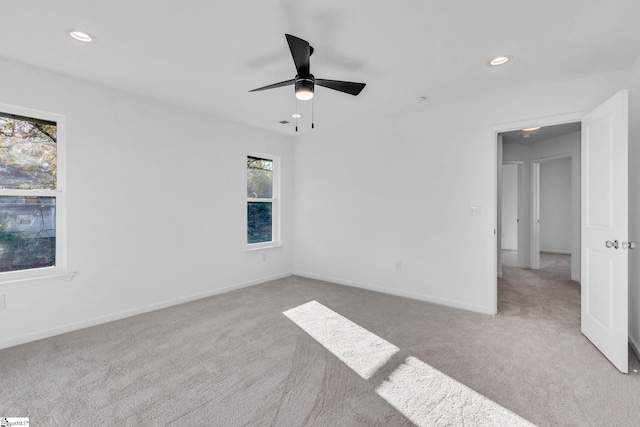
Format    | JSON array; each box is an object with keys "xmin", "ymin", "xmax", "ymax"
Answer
[
  {"xmin": 0, "ymin": 57, "xmax": 294, "ymax": 349},
  {"xmin": 540, "ymin": 157, "xmax": 572, "ymax": 253},
  {"xmin": 501, "ymin": 164, "xmax": 518, "ymax": 250},
  {"xmin": 294, "ymin": 71, "xmax": 628, "ymax": 314},
  {"xmin": 629, "ymin": 53, "xmax": 640, "ymax": 355}
]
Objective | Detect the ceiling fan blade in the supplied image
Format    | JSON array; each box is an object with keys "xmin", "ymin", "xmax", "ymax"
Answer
[
  {"xmin": 249, "ymin": 79, "xmax": 295, "ymax": 92},
  {"xmin": 315, "ymin": 79, "xmax": 366, "ymax": 96},
  {"xmin": 285, "ymin": 34, "xmax": 310, "ymax": 76}
]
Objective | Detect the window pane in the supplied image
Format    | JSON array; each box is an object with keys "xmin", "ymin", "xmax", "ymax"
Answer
[
  {"xmin": 0, "ymin": 196, "xmax": 56, "ymax": 272},
  {"xmin": 0, "ymin": 115, "xmax": 57, "ymax": 190},
  {"xmin": 247, "ymin": 156, "xmax": 272, "ymax": 198},
  {"xmin": 247, "ymin": 202, "xmax": 272, "ymax": 244}
]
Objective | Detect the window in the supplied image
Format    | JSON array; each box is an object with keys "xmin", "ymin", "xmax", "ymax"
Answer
[
  {"xmin": 0, "ymin": 105, "xmax": 67, "ymax": 282},
  {"xmin": 247, "ymin": 154, "xmax": 279, "ymax": 248}
]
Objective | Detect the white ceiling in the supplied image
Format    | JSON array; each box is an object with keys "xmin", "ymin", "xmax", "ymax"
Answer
[{"xmin": 1, "ymin": 1, "xmax": 639, "ymax": 136}]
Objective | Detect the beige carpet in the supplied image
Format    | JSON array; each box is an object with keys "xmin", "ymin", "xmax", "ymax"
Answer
[
  {"xmin": 283, "ymin": 300, "xmax": 399, "ymax": 380},
  {"xmin": 1, "ymin": 256, "xmax": 640, "ymax": 425},
  {"xmin": 376, "ymin": 356, "xmax": 534, "ymax": 426}
]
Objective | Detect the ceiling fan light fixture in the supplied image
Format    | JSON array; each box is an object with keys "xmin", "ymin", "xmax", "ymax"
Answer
[{"xmin": 295, "ymin": 89, "xmax": 314, "ymax": 101}]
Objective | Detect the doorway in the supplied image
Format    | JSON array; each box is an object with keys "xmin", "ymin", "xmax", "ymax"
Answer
[
  {"xmin": 496, "ymin": 121, "xmax": 581, "ymax": 280},
  {"xmin": 492, "ymin": 90, "xmax": 630, "ymax": 373}
]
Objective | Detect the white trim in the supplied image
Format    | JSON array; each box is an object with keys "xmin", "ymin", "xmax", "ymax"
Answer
[
  {"xmin": 246, "ymin": 152, "xmax": 281, "ymax": 248},
  {"xmin": 491, "ymin": 112, "xmax": 587, "ymax": 135},
  {"xmin": 293, "ymin": 271, "xmax": 494, "ymax": 315},
  {"xmin": 0, "ymin": 103, "xmax": 68, "ymax": 284},
  {"xmin": 246, "ymin": 243, "xmax": 283, "ymax": 252},
  {"xmin": 496, "ymin": 134, "xmax": 503, "ymax": 281},
  {"xmin": 0, "ymin": 271, "xmax": 293, "ymax": 350},
  {"xmin": 531, "ymin": 162, "xmax": 541, "ymax": 269},
  {"xmin": 531, "ymin": 152, "xmax": 576, "ymax": 163},
  {"xmin": 0, "ymin": 271, "xmax": 75, "ymax": 290},
  {"xmin": 502, "ymin": 161, "xmax": 526, "ymax": 268}
]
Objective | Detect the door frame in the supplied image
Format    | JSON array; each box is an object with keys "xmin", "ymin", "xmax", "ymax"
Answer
[
  {"xmin": 491, "ymin": 112, "xmax": 585, "ymax": 314},
  {"xmin": 498, "ymin": 161, "xmax": 525, "ymax": 274}
]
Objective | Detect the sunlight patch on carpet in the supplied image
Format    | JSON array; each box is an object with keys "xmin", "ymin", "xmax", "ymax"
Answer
[
  {"xmin": 284, "ymin": 300, "xmax": 536, "ymax": 426},
  {"xmin": 283, "ymin": 300, "xmax": 399, "ymax": 379},
  {"xmin": 376, "ymin": 356, "xmax": 535, "ymax": 427}
]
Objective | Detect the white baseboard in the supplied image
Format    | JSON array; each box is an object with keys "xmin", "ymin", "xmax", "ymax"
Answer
[
  {"xmin": 0, "ymin": 271, "xmax": 292, "ymax": 350},
  {"xmin": 540, "ymin": 249, "xmax": 571, "ymax": 255},
  {"xmin": 630, "ymin": 334, "xmax": 640, "ymax": 363},
  {"xmin": 293, "ymin": 271, "xmax": 494, "ymax": 315}
]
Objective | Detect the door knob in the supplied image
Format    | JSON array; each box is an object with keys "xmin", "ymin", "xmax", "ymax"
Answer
[{"xmin": 606, "ymin": 240, "xmax": 619, "ymax": 249}]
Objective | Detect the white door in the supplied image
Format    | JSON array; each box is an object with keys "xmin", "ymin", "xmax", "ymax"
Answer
[{"xmin": 581, "ymin": 90, "xmax": 629, "ymax": 373}]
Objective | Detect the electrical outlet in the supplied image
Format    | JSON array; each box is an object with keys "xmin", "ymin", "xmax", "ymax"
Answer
[
  {"xmin": 0, "ymin": 294, "xmax": 5, "ymax": 310},
  {"xmin": 395, "ymin": 261, "xmax": 402, "ymax": 272}
]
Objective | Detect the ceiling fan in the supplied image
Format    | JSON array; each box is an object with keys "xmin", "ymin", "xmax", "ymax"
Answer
[{"xmin": 249, "ymin": 34, "xmax": 366, "ymax": 129}]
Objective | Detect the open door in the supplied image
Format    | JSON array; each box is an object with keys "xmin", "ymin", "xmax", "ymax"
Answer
[{"xmin": 581, "ymin": 90, "xmax": 629, "ymax": 373}]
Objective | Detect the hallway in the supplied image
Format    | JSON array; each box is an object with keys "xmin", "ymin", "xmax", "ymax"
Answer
[{"xmin": 499, "ymin": 251, "xmax": 576, "ymax": 318}]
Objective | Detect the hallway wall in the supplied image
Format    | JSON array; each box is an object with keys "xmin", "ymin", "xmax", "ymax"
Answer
[{"xmin": 540, "ymin": 157, "xmax": 572, "ymax": 253}]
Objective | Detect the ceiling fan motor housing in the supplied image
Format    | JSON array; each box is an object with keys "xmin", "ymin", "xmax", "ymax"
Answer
[{"xmin": 295, "ymin": 74, "xmax": 315, "ymax": 97}]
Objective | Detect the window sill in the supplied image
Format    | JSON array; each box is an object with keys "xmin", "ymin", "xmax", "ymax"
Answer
[
  {"xmin": 246, "ymin": 243, "xmax": 283, "ymax": 252},
  {"xmin": 0, "ymin": 271, "xmax": 76, "ymax": 290}
]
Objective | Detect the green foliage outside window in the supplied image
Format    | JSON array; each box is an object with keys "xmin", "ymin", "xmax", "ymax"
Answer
[{"xmin": 247, "ymin": 156, "xmax": 274, "ymax": 244}]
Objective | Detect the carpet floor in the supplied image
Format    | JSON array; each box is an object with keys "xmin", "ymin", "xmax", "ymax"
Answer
[{"xmin": 1, "ymin": 257, "xmax": 639, "ymax": 426}]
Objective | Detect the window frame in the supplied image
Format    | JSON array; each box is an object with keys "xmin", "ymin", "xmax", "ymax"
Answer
[
  {"xmin": 246, "ymin": 152, "xmax": 280, "ymax": 250},
  {"xmin": 0, "ymin": 103, "xmax": 69, "ymax": 286}
]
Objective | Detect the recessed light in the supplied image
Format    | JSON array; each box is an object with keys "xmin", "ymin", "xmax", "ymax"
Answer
[
  {"xmin": 489, "ymin": 55, "xmax": 510, "ymax": 66},
  {"xmin": 69, "ymin": 30, "xmax": 94, "ymax": 43},
  {"xmin": 522, "ymin": 126, "xmax": 541, "ymax": 132},
  {"xmin": 291, "ymin": 113, "xmax": 303, "ymax": 119},
  {"xmin": 414, "ymin": 96, "xmax": 427, "ymax": 103}
]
